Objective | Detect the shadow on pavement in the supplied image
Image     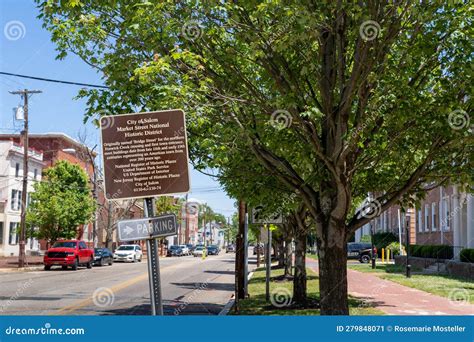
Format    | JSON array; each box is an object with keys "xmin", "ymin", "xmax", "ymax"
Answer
[
  {"xmin": 204, "ymin": 270, "xmax": 234, "ymax": 275},
  {"xmin": 98, "ymin": 300, "xmax": 225, "ymax": 315},
  {"xmin": 169, "ymin": 282, "xmax": 233, "ymax": 292}
]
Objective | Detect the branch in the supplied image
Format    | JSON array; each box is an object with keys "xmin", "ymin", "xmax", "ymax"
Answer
[{"xmin": 347, "ymin": 137, "xmax": 445, "ymax": 232}]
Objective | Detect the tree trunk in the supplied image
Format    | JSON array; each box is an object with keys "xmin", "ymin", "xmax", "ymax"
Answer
[
  {"xmin": 293, "ymin": 231, "xmax": 307, "ymax": 305},
  {"xmin": 317, "ymin": 222, "xmax": 349, "ymax": 315},
  {"xmin": 277, "ymin": 240, "xmax": 285, "ymax": 267},
  {"xmin": 284, "ymin": 238, "xmax": 292, "ymax": 277}
]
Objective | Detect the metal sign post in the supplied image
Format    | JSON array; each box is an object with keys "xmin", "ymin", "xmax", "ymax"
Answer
[
  {"xmin": 265, "ymin": 224, "xmax": 272, "ymax": 302},
  {"xmin": 116, "ymin": 202, "xmax": 178, "ymax": 316},
  {"xmin": 144, "ymin": 198, "xmax": 163, "ymax": 316},
  {"xmin": 251, "ymin": 205, "xmax": 281, "ymax": 303}
]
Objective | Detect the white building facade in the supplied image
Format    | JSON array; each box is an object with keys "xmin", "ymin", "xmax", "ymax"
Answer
[
  {"xmin": 197, "ymin": 222, "xmax": 226, "ymax": 248},
  {"xmin": 0, "ymin": 140, "xmax": 44, "ymax": 257}
]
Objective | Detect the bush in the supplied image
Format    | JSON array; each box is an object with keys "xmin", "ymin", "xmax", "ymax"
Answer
[
  {"xmin": 373, "ymin": 232, "xmax": 398, "ymax": 257},
  {"xmin": 408, "ymin": 244, "xmax": 453, "ymax": 259},
  {"xmin": 386, "ymin": 242, "xmax": 404, "ymax": 256},
  {"xmin": 360, "ymin": 235, "xmax": 372, "ymax": 243},
  {"xmin": 460, "ymin": 248, "xmax": 474, "ymax": 263}
]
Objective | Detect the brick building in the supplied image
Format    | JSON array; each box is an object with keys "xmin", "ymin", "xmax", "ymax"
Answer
[
  {"xmin": 0, "ymin": 133, "xmax": 98, "ymax": 250},
  {"xmin": 355, "ymin": 185, "xmax": 474, "ymax": 258}
]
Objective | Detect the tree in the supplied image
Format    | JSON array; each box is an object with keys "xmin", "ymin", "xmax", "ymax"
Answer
[
  {"xmin": 27, "ymin": 160, "xmax": 95, "ymax": 244},
  {"xmin": 156, "ymin": 196, "xmax": 182, "ymax": 215},
  {"xmin": 38, "ymin": 0, "xmax": 473, "ymax": 314}
]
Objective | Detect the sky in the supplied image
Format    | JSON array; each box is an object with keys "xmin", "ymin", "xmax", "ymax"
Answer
[{"xmin": 0, "ymin": 0, "xmax": 236, "ymax": 218}]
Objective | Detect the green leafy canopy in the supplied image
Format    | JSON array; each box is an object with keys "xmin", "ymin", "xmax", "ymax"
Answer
[{"xmin": 27, "ymin": 160, "xmax": 96, "ymax": 243}]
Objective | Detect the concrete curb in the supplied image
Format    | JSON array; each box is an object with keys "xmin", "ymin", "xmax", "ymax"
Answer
[
  {"xmin": 218, "ymin": 271, "xmax": 254, "ymax": 316},
  {"xmin": 0, "ymin": 266, "xmax": 43, "ymax": 273}
]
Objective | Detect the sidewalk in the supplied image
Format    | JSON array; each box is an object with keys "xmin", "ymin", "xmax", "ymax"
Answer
[
  {"xmin": 0, "ymin": 255, "xmax": 44, "ymax": 271},
  {"xmin": 306, "ymin": 258, "xmax": 474, "ymax": 315}
]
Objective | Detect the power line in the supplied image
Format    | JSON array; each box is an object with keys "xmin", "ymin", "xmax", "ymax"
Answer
[{"xmin": 0, "ymin": 72, "xmax": 109, "ymax": 89}]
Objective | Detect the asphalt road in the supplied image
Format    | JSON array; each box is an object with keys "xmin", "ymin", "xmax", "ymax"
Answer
[{"xmin": 0, "ymin": 251, "xmax": 250, "ymax": 315}]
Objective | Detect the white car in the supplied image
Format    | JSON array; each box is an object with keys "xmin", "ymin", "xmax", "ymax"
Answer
[
  {"xmin": 193, "ymin": 246, "xmax": 206, "ymax": 257},
  {"xmin": 179, "ymin": 245, "xmax": 190, "ymax": 255},
  {"xmin": 113, "ymin": 244, "xmax": 143, "ymax": 262}
]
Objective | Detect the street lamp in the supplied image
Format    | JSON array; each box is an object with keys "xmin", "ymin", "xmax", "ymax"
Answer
[
  {"xmin": 370, "ymin": 222, "xmax": 376, "ymax": 269},
  {"xmin": 405, "ymin": 211, "xmax": 411, "ymax": 278}
]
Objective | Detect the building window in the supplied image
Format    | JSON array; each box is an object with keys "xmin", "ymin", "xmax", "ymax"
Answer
[
  {"xmin": 9, "ymin": 222, "xmax": 18, "ymax": 245},
  {"xmin": 444, "ymin": 197, "xmax": 450, "ymax": 231},
  {"xmin": 431, "ymin": 202, "xmax": 437, "ymax": 231},
  {"xmin": 34, "ymin": 168, "xmax": 38, "ymax": 180},
  {"xmin": 417, "ymin": 209, "xmax": 422, "ymax": 232},
  {"xmin": 424, "ymin": 204, "xmax": 430, "ymax": 231},
  {"xmin": 439, "ymin": 200, "xmax": 444, "ymax": 231},
  {"xmin": 0, "ymin": 222, "xmax": 3, "ymax": 245},
  {"xmin": 17, "ymin": 190, "xmax": 22, "ymax": 211},
  {"xmin": 15, "ymin": 163, "xmax": 20, "ymax": 177},
  {"xmin": 11, "ymin": 190, "xmax": 17, "ymax": 210},
  {"xmin": 10, "ymin": 190, "xmax": 22, "ymax": 211}
]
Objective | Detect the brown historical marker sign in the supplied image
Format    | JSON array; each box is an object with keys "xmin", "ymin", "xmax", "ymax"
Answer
[{"xmin": 100, "ymin": 110, "xmax": 190, "ymax": 200}]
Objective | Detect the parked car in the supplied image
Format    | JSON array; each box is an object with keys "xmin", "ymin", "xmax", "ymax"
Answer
[
  {"xmin": 226, "ymin": 244, "xmax": 236, "ymax": 253},
  {"xmin": 206, "ymin": 245, "xmax": 219, "ymax": 255},
  {"xmin": 347, "ymin": 242, "xmax": 377, "ymax": 263},
  {"xmin": 43, "ymin": 240, "xmax": 94, "ymax": 271},
  {"xmin": 167, "ymin": 245, "xmax": 184, "ymax": 257},
  {"xmin": 179, "ymin": 244, "xmax": 190, "ymax": 255},
  {"xmin": 93, "ymin": 248, "xmax": 114, "ymax": 266},
  {"xmin": 253, "ymin": 243, "xmax": 264, "ymax": 255},
  {"xmin": 113, "ymin": 244, "xmax": 143, "ymax": 262},
  {"xmin": 186, "ymin": 244, "xmax": 195, "ymax": 252},
  {"xmin": 193, "ymin": 246, "xmax": 206, "ymax": 257}
]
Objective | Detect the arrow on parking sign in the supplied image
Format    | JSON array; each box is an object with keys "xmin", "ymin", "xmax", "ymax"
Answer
[
  {"xmin": 117, "ymin": 214, "xmax": 177, "ymax": 242},
  {"xmin": 124, "ymin": 226, "xmax": 134, "ymax": 235}
]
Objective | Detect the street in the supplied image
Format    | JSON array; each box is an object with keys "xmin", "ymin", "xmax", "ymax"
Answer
[{"xmin": 0, "ymin": 252, "xmax": 247, "ymax": 316}]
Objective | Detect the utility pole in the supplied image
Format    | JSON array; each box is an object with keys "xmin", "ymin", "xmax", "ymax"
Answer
[
  {"xmin": 185, "ymin": 193, "xmax": 189, "ymax": 244},
  {"xmin": 10, "ymin": 89, "xmax": 42, "ymax": 268},
  {"xmin": 85, "ymin": 145, "xmax": 98, "ymax": 248},
  {"xmin": 370, "ymin": 222, "xmax": 376, "ymax": 269},
  {"xmin": 405, "ymin": 211, "xmax": 411, "ymax": 278}
]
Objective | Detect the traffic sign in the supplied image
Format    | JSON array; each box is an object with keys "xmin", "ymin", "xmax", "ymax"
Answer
[
  {"xmin": 260, "ymin": 225, "xmax": 269, "ymax": 243},
  {"xmin": 100, "ymin": 110, "xmax": 190, "ymax": 200},
  {"xmin": 251, "ymin": 205, "xmax": 283, "ymax": 224},
  {"xmin": 117, "ymin": 214, "xmax": 178, "ymax": 242}
]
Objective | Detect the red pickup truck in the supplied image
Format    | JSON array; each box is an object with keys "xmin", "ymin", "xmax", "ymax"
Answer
[{"xmin": 44, "ymin": 240, "xmax": 94, "ymax": 271}]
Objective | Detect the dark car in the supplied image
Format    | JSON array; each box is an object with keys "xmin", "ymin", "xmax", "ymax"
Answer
[
  {"xmin": 186, "ymin": 244, "xmax": 195, "ymax": 252},
  {"xmin": 347, "ymin": 242, "xmax": 377, "ymax": 263},
  {"xmin": 93, "ymin": 248, "xmax": 114, "ymax": 266},
  {"xmin": 167, "ymin": 245, "xmax": 184, "ymax": 257},
  {"xmin": 253, "ymin": 243, "xmax": 264, "ymax": 255},
  {"xmin": 206, "ymin": 245, "xmax": 219, "ymax": 255}
]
